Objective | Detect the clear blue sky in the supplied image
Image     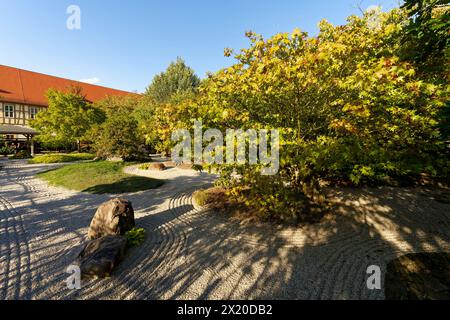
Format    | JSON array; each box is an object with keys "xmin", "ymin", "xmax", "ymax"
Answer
[{"xmin": 0, "ymin": 0, "xmax": 400, "ymax": 93}]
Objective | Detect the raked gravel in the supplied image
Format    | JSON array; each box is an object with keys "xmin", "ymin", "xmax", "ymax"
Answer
[{"xmin": 0, "ymin": 159, "xmax": 449, "ymax": 300}]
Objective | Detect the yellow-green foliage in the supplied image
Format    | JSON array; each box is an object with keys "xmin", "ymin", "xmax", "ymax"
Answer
[
  {"xmin": 137, "ymin": 6, "xmax": 449, "ymax": 221},
  {"xmin": 89, "ymin": 96, "xmax": 147, "ymax": 161},
  {"xmin": 28, "ymin": 153, "xmax": 95, "ymax": 164},
  {"xmin": 137, "ymin": 96, "xmax": 199, "ymax": 156}
]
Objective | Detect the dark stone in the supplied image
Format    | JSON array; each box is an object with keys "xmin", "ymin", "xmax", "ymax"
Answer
[
  {"xmin": 77, "ymin": 235, "xmax": 127, "ymax": 278},
  {"xmin": 88, "ymin": 198, "xmax": 135, "ymax": 240}
]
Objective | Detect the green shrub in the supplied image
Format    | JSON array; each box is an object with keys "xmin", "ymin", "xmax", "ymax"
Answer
[
  {"xmin": 199, "ymin": 6, "xmax": 449, "ymax": 221},
  {"xmin": 28, "ymin": 153, "xmax": 95, "ymax": 164},
  {"xmin": 125, "ymin": 228, "xmax": 146, "ymax": 247},
  {"xmin": 89, "ymin": 96, "xmax": 147, "ymax": 161},
  {"xmin": 0, "ymin": 144, "xmax": 15, "ymax": 156}
]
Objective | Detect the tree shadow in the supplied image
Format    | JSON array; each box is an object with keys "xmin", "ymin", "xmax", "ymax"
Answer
[{"xmin": 82, "ymin": 176, "xmax": 164, "ymax": 194}]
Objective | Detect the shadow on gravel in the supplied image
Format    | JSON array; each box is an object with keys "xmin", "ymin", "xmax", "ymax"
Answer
[
  {"xmin": 385, "ymin": 252, "xmax": 450, "ymax": 300},
  {"xmin": 1, "ymin": 161, "xmax": 449, "ymax": 300}
]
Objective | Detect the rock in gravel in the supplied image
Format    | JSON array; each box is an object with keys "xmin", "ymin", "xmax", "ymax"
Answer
[
  {"xmin": 88, "ymin": 198, "xmax": 135, "ymax": 240},
  {"xmin": 77, "ymin": 235, "xmax": 127, "ymax": 278}
]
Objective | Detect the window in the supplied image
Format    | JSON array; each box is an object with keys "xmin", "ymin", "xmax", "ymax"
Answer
[
  {"xmin": 4, "ymin": 104, "xmax": 15, "ymax": 118},
  {"xmin": 30, "ymin": 107, "xmax": 38, "ymax": 119}
]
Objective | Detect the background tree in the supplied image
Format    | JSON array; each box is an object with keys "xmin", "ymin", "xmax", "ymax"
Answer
[
  {"xmin": 145, "ymin": 57, "xmax": 200, "ymax": 104},
  {"xmin": 30, "ymin": 87, "xmax": 105, "ymax": 151}
]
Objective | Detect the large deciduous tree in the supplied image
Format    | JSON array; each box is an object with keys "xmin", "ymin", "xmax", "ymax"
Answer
[{"xmin": 400, "ymin": 0, "xmax": 450, "ymax": 140}]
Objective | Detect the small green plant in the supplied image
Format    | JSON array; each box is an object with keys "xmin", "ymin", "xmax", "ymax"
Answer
[{"xmin": 125, "ymin": 227, "xmax": 146, "ymax": 247}]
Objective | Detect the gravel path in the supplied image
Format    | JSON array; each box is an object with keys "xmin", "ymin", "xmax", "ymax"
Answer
[{"xmin": 0, "ymin": 159, "xmax": 449, "ymax": 300}]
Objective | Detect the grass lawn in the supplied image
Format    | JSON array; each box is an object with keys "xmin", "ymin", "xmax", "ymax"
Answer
[
  {"xmin": 37, "ymin": 161, "xmax": 164, "ymax": 194},
  {"xmin": 29, "ymin": 153, "xmax": 95, "ymax": 164}
]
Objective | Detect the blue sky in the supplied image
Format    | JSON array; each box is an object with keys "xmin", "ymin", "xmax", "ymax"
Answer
[{"xmin": 0, "ymin": 0, "xmax": 400, "ymax": 93}]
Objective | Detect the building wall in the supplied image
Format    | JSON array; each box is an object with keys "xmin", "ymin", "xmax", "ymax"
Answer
[{"xmin": 0, "ymin": 102, "xmax": 46, "ymax": 126}]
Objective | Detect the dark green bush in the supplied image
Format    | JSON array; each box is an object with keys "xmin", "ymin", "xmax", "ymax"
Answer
[{"xmin": 9, "ymin": 150, "xmax": 32, "ymax": 159}]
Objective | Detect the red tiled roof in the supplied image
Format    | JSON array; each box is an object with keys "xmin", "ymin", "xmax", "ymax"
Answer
[{"xmin": 0, "ymin": 65, "xmax": 137, "ymax": 107}]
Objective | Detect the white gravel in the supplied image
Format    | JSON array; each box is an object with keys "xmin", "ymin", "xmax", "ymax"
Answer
[{"xmin": 0, "ymin": 159, "xmax": 449, "ymax": 300}]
